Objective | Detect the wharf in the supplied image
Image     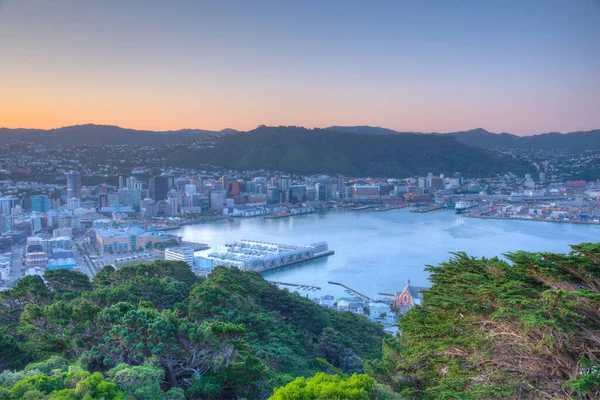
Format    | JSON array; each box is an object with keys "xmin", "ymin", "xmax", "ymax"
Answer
[
  {"xmin": 410, "ymin": 205, "xmax": 445, "ymax": 213},
  {"xmin": 373, "ymin": 206, "xmax": 396, "ymax": 212},
  {"xmin": 267, "ymin": 280, "xmax": 321, "ymax": 290},
  {"xmin": 264, "ymin": 210, "xmax": 317, "ymax": 219},
  {"xmin": 464, "ymin": 214, "xmax": 600, "ymax": 225},
  {"xmin": 180, "ymin": 241, "xmax": 210, "ymax": 251},
  {"xmin": 328, "ymin": 281, "xmax": 373, "ymax": 301},
  {"xmin": 256, "ymin": 250, "xmax": 335, "ymax": 273},
  {"xmin": 350, "ymin": 205, "xmax": 377, "ymax": 211}
]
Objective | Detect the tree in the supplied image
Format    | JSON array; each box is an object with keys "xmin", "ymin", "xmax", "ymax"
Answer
[
  {"xmin": 367, "ymin": 244, "xmax": 600, "ymax": 399},
  {"xmin": 44, "ymin": 269, "xmax": 92, "ymax": 294},
  {"xmin": 270, "ymin": 373, "xmax": 376, "ymax": 400}
]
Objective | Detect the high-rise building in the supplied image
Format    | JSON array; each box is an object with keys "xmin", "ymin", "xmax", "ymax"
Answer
[
  {"xmin": 168, "ymin": 197, "xmax": 179, "ymax": 215},
  {"xmin": 148, "ymin": 176, "xmax": 169, "ymax": 201},
  {"xmin": 221, "ymin": 176, "xmax": 228, "ymax": 196},
  {"xmin": 0, "ymin": 197, "xmax": 18, "ymax": 216},
  {"xmin": 184, "ymin": 184, "xmax": 197, "ymax": 196},
  {"xmin": 289, "ymin": 185, "xmax": 307, "ymax": 203},
  {"xmin": 66, "ymin": 171, "xmax": 82, "ymax": 199},
  {"xmin": 315, "ymin": 183, "xmax": 328, "ymax": 201},
  {"xmin": 210, "ymin": 191, "xmax": 225, "ymax": 210},
  {"xmin": 126, "ymin": 176, "xmax": 137, "ymax": 189},
  {"xmin": 118, "ymin": 189, "xmax": 141, "ymax": 209},
  {"xmin": 118, "ymin": 176, "xmax": 125, "ymax": 189},
  {"xmin": 280, "ymin": 176, "xmax": 292, "ymax": 191},
  {"xmin": 31, "ymin": 195, "xmax": 50, "ymax": 213}
]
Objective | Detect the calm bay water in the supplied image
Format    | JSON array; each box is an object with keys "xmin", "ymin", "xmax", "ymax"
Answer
[{"xmin": 175, "ymin": 209, "xmax": 600, "ymax": 297}]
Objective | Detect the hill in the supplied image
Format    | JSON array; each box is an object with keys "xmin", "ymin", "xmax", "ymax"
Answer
[
  {"xmin": 176, "ymin": 126, "xmax": 532, "ymax": 177},
  {"xmin": 0, "ymin": 262, "xmax": 387, "ymax": 399},
  {"xmin": 325, "ymin": 126, "xmax": 600, "ymax": 151},
  {"xmin": 0, "ymin": 124, "xmax": 239, "ymax": 146}
]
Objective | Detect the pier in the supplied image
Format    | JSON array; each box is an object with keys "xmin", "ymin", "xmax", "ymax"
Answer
[
  {"xmin": 180, "ymin": 241, "xmax": 210, "ymax": 251},
  {"xmin": 267, "ymin": 280, "xmax": 321, "ymax": 290},
  {"xmin": 350, "ymin": 205, "xmax": 377, "ymax": 211},
  {"xmin": 328, "ymin": 281, "xmax": 373, "ymax": 301},
  {"xmin": 256, "ymin": 250, "xmax": 335, "ymax": 273},
  {"xmin": 264, "ymin": 210, "xmax": 317, "ymax": 219},
  {"xmin": 410, "ymin": 205, "xmax": 445, "ymax": 213}
]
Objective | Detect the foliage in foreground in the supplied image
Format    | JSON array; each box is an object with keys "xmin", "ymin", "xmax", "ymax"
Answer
[
  {"xmin": 269, "ymin": 372, "xmax": 403, "ymax": 400},
  {"xmin": 366, "ymin": 242, "xmax": 600, "ymax": 399},
  {"xmin": 0, "ymin": 262, "xmax": 386, "ymax": 398}
]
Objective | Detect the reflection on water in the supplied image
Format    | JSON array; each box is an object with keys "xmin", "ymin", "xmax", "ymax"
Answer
[{"xmin": 175, "ymin": 209, "xmax": 600, "ymax": 298}]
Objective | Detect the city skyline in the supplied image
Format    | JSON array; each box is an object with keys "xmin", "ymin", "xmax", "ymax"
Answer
[{"xmin": 1, "ymin": 0, "xmax": 599, "ymax": 135}]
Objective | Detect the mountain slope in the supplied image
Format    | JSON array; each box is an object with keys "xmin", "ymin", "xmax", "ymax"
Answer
[
  {"xmin": 325, "ymin": 126, "xmax": 600, "ymax": 151},
  {"xmin": 175, "ymin": 126, "xmax": 533, "ymax": 177},
  {"xmin": 0, "ymin": 124, "xmax": 239, "ymax": 146}
]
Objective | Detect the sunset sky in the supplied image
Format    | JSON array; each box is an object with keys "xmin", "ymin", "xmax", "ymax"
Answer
[{"xmin": 1, "ymin": 0, "xmax": 599, "ymax": 135}]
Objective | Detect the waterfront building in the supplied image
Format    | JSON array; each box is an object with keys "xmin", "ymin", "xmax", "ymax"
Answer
[
  {"xmin": 67, "ymin": 171, "xmax": 82, "ymax": 199},
  {"xmin": 352, "ymin": 185, "xmax": 379, "ymax": 199},
  {"xmin": 165, "ymin": 247, "xmax": 194, "ymax": 267},
  {"xmin": 289, "ymin": 185, "xmax": 307, "ymax": 203},
  {"xmin": 205, "ymin": 240, "xmax": 331, "ymax": 271},
  {"xmin": 93, "ymin": 227, "xmax": 177, "ymax": 253}
]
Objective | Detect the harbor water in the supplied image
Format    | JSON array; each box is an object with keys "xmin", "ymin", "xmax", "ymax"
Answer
[{"xmin": 174, "ymin": 208, "xmax": 600, "ymax": 297}]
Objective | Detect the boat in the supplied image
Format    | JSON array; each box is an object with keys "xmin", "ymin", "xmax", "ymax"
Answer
[{"xmin": 455, "ymin": 200, "xmax": 475, "ymax": 214}]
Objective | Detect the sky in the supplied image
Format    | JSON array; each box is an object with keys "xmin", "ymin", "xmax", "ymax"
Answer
[{"xmin": 1, "ymin": 0, "xmax": 599, "ymax": 135}]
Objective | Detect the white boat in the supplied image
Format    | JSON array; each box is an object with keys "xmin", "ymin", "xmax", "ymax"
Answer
[{"xmin": 455, "ymin": 201, "xmax": 469, "ymax": 214}]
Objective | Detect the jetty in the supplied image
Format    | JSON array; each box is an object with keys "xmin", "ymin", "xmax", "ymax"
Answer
[
  {"xmin": 267, "ymin": 281, "xmax": 321, "ymax": 290},
  {"xmin": 180, "ymin": 241, "xmax": 210, "ymax": 251},
  {"xmin": 350, "ymin": 205, "xmax": 377, "ymax": 211},
  {"xmin": 328, "ymin": 281, "xmax": 373, "ymax": 301},
  {"xmin": 410, "ymin": 205, "xmax": 445, "ymax": 213}
]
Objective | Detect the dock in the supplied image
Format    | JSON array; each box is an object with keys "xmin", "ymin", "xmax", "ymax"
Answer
[
  {"xmin": 373, "ymin": 206, "xmax": 396, "ymax": 212},
  {"xmin": 256, "ymin": 250, "xmax": 335, "ymax": 273},
  {"xmin": 264, "ymin": 210, "xmax": 317, "ymax": 219},
  {"xmin": 267, "ymin": 280, "xmax": 321, "ymax": 290},
  {"xmin": 350, "ymin": 205, "xmax": 377, "ymax": 211},
  {"xmin": 410, "ymin": 205, "xmax": 445, "ymax": 213},
  {"xmin": 328, "ymin": 281, "xmax": 373, "ymax": 301},
  {"xmin": 180, "ymin": 241, "xmax": 210, "ymax": 251}
]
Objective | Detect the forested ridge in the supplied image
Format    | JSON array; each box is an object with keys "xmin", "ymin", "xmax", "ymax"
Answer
[
  {"xmin": 172, "ymin": 126, "xmax": 533, "ymax": 177},
  {"xmin": 1, "ymin": 243, "xmax": 599, "ymax": 399},
  {"xmin": 0, "ymin": 263, "xmax": 386, "ymax": 399}
]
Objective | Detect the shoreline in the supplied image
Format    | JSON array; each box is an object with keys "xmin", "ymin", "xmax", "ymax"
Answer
[{"xmin": 464, "ymin": 214, "xmax": 600, "ymax": 225}]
